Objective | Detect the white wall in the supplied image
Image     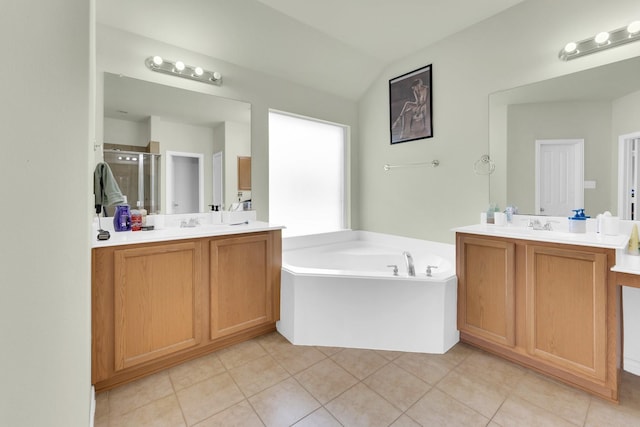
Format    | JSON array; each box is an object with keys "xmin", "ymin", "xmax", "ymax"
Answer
[
  {"xmin": 0, "ymin": 1, "xmax": 92, "ymax": 426},
  {"xmin": 96, "ymin": 25, "xmax": 359, "ymax": 225},
  {"xmin": 104, "ymin": 117, "xmax": 150, "ymax": 147},
  {"xmin": 358, "ymin": 0, "xmax": 640, "ymax": 243}
]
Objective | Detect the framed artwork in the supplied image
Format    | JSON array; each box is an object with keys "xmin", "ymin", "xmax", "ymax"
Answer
[{"xmin": 389, "ymin": 64, "xmax": 432, "ymax": 144}]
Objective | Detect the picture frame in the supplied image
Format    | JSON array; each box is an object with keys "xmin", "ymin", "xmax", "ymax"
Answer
[{"xmin": 389, "ymin": 64, "xmax": 432, "ymax": 144}]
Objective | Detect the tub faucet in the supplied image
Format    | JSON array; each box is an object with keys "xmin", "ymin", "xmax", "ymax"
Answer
[{"xmin": 403, "ymin": 251, "xmax": 415, "ymax": 277}]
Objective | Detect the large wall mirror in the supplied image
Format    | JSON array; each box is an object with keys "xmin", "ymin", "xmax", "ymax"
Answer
[
  {"xmin": 489, "ymin": 55, "xmax": 640, "ymax": 218},
  {"xmin": 103, "ymin": 72, "xmax": 251, "ymax": 214}
]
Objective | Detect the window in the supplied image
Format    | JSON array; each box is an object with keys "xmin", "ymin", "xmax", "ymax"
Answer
[{"xmin": 269, "ymin": 111, "xmax": 348, "ymax": 237}]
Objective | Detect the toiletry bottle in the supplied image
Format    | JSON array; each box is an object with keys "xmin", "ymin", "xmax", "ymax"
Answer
[
  {"xmin": 137, "ymin": 201, "xmax": 147, "ymax": 226},
  {"xmin": 130, "ymin": 209, "xmax": 142, "ymax": 231},
  {"xmin": 113, "ymin": 196, "xmax": 131, "ymax": 232}
]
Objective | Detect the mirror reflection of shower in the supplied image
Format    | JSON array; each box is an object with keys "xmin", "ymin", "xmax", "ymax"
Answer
[{"xmin": 103, "ymin": 148, "xmax": 161, "ymax": 214}]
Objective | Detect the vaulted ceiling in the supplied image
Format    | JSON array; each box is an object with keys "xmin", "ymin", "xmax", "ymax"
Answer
[{"xmin": 97, "ymin": 0, "xmax": 523, "ymax": 100}]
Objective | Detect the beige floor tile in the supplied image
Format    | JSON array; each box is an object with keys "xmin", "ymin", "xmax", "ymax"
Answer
[
  {"xmin": 493, "ymin": 395, "xmax": 577, "ymax": 427},
  {"xmin": 249, "ymin": 377, "xmax": 321, "ymax": 427},
  {"xmin": 363, "ymin": 363, "xmax": 431, "ymax": 411},
  {"xmin": 217, "ymin": 340, "xmax": 268, "ymax": 370},
  {"xmin": 393, "ymin": 352, "xmax": 456, "ymax": 385},
  {"xmin": 514, "ymin": 372, "xmax": 591, "ymax": 425},
  {"xmin": 294, "ymin": 358, "xmax": 359, "ymax": 404},
  {"xmin": 331, "ymin": 348, "xmax": 388, "ymax": 380},
  {"xmin": 94, "ymin": 414, "xmax": 109, "ymax": 427},
  {"xmin": 270, "ymin": 344, "xmax": 327, "ymax": 375},
  {"xmin": 325, "ymin": 382, "xmax": 402, "ymax": 427},
  {"xmin": 390, "ymin": 414, "xmax": 421, "ymax": 427},
  {"xmin": 95, "ymin": 391, "xmax": 109, "ymax": 419},
  {"xmin": 169, "ymin": 352, "xmax": 226, "ymax": 391},
  {"xmin": 110, "ymin": 394, "xmax": 186, "ymax": 427},
  {"xmin": 316, "ymin": 346, "xmax": 344, "ymax": 357},
  {"xmin": 406, "ymin": 388, "xmax": 489, "ymax": 427},
  {"xmin": 109, "ymin": 371, "xmax": 174, "ymax": 416},
  {"xmin": 192, "ymin": 400, "xmax": 264, "ymax": 427},
  {"xmin": 376, "ymin": 349, "xmax": 405, "ymax": 361},
  {"xmin": 455, "ymin": 350, "xmax": 526, "ymax": 389},
  {"xmin": 619, "ymin": 370, "xmax": 640, "ymax": 408},
  {"xmin": 176, "ymin": 372, "xmax": 245, "ymax": 426},
  {"xmin": 439, "ymin": 342, "xmax": 478, "ymax": 366},
  {"xmin": 293, "ymin": 407, "xmax": 342, "ymax": 426},
  {"xmin": 437, "ymin": 369, "xmax": 510, "ymax": 418},
  {"xmin": 228, "ymin": 354, "xmax": 290, "ymax": 396},
  {"xmin": 256, "ymin": 331, "xmax": 295, "ymax": 355},
  {"xmin": 585, "ymin": 396, "xmax": 640, "ymax": 426}
]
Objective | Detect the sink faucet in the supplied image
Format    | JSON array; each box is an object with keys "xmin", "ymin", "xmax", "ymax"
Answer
[
  {"xmin": 527, "ymin": 219, "xmax": 554, "ymax": 231},
  {"xmin": 180, "ymin": 217, "xmax": 200, "ymax": 228},
  {"xmin": 403, "ymin": 251, "xmax": 415, "ymax": 277}
]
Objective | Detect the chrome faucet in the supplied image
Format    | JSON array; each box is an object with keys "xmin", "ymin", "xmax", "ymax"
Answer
[{"xmin": 403, "ymin": 251, "xmax": 415, "ymax": 277}]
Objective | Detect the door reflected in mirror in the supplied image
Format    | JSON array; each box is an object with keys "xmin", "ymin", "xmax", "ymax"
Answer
[
  {"xmin": 103, "ymin": 72, "xmax": 251, "ymax": 214},
  {"xmin": 489, "ymin": 56, "xmax": 640, "ymax": 217}
]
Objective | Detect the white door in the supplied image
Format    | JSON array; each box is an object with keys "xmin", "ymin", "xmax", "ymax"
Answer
[
  {"xmin": 535, "ymin": 139, "xmax": 584, "ymax": 216},
  {"xmin": 212, "ymin": 151, "xmax": 223, "ymax": 209},
  {"xmin": 166, "ymin": 151, "xmax": 204, "ymax": 214}
]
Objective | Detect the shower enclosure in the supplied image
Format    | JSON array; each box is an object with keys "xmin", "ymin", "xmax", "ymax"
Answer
[{"xmin": 103, "ymin": 149, "xmax": 161, "ymax": 214}]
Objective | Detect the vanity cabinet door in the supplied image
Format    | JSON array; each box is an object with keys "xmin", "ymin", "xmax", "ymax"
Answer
[
  {"xmin": 525, "ymin": 245, "xmax": 607, "ymax": 382},
  {"xmin": 209, "ymin": 233, "xmax": 273, "ymax": 340},
  {"xmin": 457, "ymin": 234, "xmax": 516, "ymax": 347},
  {"xmin": 113, "ymin": 242, "xmax": 202, "ymax": 371}
]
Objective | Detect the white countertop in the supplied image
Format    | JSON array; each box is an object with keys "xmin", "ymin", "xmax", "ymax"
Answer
[
  {"xmin": 453, "ymin": 224, "xmax": 628, "ymax": 250},
  {"xmin": 92, "ymin": 220, "xmax": 284, "ymax": 248}
]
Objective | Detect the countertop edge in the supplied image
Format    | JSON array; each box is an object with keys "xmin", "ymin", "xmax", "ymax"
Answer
[
  {"xmin": 92, "ymin": 222, "xmax": 285, "ymax": 248},
  {"xmin": 452, "ymin": 224, "xmax": 627, "ymax": 250}
]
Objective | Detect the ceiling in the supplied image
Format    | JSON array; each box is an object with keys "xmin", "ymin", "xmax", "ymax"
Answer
[{"xmin": 97, "ymin": 0, "xmax": 523, "ymax": 100}]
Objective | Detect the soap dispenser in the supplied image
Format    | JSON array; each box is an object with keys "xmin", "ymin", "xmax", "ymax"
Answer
[{"xmin": 568, "ymin": 209, "xmax": 589, "ymax": 233}]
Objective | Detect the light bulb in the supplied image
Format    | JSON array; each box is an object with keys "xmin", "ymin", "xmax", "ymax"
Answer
[
  {"xmin": 194, "ymin": 66, "xmax": 204, "ymax": 76},
  {"xmin": 175, "ymin": 61, "xmax": 185, "ymax": 71},
  {"xmin": 152, "ymin": 56, "xmax": 163, "ymax": 66},
  {"xmin": 594, "ymin": 31, "xmax": 610, "ymax": 44},
  {"xmin": 564, "ymin": 42, "xmax": 577, "ymax": 53},
  {"xmin": 212, "ymin": 71, "xmax": 221, "ymax": 81},
  {"xmin": 628, "ymin": 21, "xmax": 640, "ymax": 35}
]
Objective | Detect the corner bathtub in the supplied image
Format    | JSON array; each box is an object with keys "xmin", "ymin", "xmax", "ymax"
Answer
[{"xmin": 276, "ymin": 230, "xmax": 459, "ymax": 353}]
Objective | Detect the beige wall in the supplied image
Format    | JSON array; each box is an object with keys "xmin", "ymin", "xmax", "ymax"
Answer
[
  {"xmin": 506, "ymin": 101, "xmax": 612, "ymax": 215},
  {"xmin": 0, "ymin": 1, "xmax": 92, "ymax": 426},
  {"xmin": 357, "ymin": 0, "xmax": 640, "ymax": 243}
]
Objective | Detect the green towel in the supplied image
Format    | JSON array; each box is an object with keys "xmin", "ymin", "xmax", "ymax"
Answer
[{"xmin": 94, "ymin": 162, "xmax": 125, "ymax": 214}]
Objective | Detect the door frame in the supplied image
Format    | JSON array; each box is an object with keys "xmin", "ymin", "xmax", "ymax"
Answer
[
  {"xmin": 534, "ymin": 139, "xmax": 584, "ymax": 216},
  {"xmin": 212, "ymin": 151, "xmax": 224, "ymax": 209},
  {"xmin": 165, "ymin": 150, "xmax": 204, "ymax": 214},
  {"xmin": 617, "ymin": 131, "xmax": 640, "ymax": 220}
]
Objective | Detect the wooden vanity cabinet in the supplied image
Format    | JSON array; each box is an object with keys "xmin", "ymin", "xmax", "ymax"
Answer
[
  {"xmin": 92, "ymin": 230, "xmax": 281, "ymax": 391},
  {"xmin": 456, "ymin": 233, "xmax": 620, "ymax": 402}
]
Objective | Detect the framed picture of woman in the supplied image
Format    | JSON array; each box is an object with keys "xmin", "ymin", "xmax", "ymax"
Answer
[{"xmin": 389, "ymin": 64, "xmax": 432, "ymax": 144}]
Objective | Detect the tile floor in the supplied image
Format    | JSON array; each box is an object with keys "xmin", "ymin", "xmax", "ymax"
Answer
[{"xmin": 94, "ymin": 332, "xmax": 640, "ymax": 426}]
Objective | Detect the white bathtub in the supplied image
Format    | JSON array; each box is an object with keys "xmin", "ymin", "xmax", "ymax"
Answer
[{"xmin": 276, "ymin": 230, "xmax": 459, "ymax": 353}]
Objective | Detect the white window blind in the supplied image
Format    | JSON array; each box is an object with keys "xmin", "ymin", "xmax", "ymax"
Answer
[{"xmin": 269, "ymin": 111, "xmax": 347, "ymax": 236}]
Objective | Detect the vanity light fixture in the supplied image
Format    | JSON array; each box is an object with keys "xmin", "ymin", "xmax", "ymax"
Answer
[
  {"xmin": 144, "ymin": 56, "xmax": 222, "ymax": 86},
  {"xmin": 559, "ymin": 20, "xmax": 640, "ymax": 60}
]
